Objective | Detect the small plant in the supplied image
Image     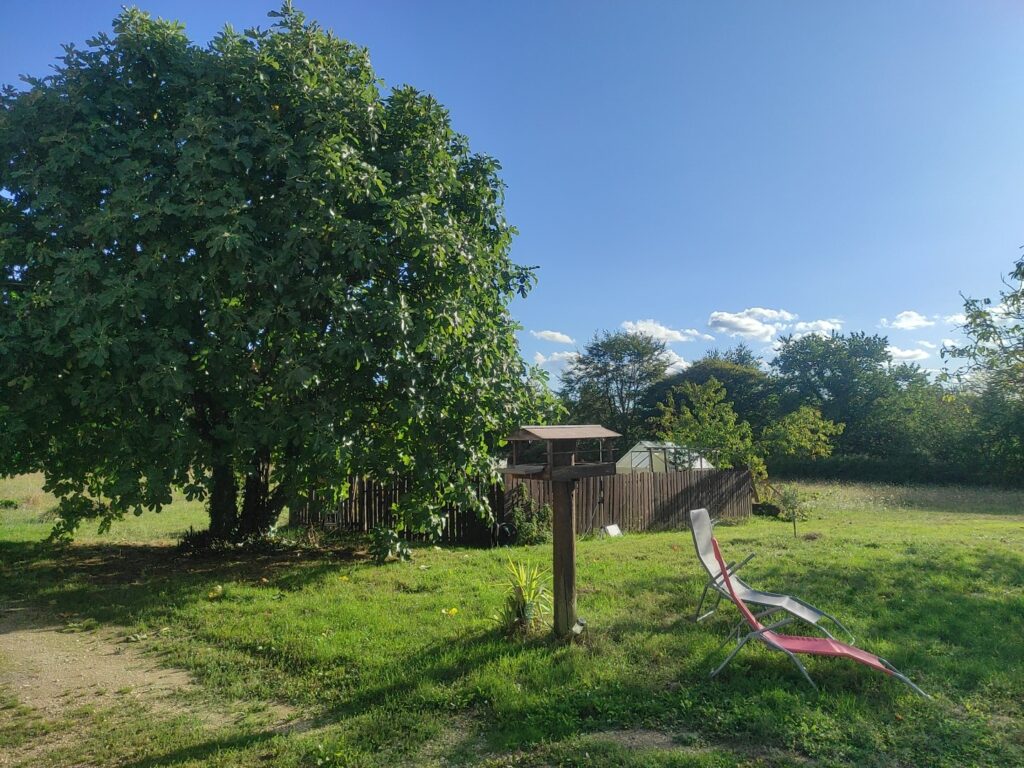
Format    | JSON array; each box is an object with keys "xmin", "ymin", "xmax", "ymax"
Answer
[
  {"xmin": 492, "ymin": 558, "xmax": 551, "ymax": 637},
  {"xmin": 207, "ymin": 584, "xmax": 226, "ymax": 601},
  {"xmin": 507, "ymin": 484, "xmax": 553, "ymax": 546},
  {"xmin": 178, "ymin": 526, "xmax": 217, "ymax": 555},
  {"xmin": 0, "ymin": 499, "xmax": 19, "ymax": 510},
  {"xmin": 177, "ymin": 526, "xmax": 282, "ymax": 555},
  {"xmin": 313, "ymin": 741, "xmax": 365, "ymax": 767},
  {"xmin": 776, "ymin": 484, "xmax": 812, "ymax": 537},
  {"xmin": 369, "ymin": 525, "xmax": 411, "ymax": 564}
]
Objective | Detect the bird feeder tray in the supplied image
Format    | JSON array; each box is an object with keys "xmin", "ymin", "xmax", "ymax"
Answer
[{"xmin": 502, "ymin": 424, "xmax": 621, "ymax": 480}]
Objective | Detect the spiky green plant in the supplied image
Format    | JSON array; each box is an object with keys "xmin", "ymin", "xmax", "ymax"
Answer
[{"xmin": 492, "ymin": 558, "xmax": 552, "ymax": 637}]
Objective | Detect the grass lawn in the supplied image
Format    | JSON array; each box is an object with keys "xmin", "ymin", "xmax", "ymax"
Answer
[{"xmin": 1, "ymin": 478, "xmax": 1022, "ymax": 767}]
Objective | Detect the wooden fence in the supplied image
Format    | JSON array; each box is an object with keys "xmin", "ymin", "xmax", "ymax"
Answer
[
  {"xmin": 291, "ymin": 469, "xmax": 752, "ymax": 546},
  {"xmin": 510, "ymin": 469, "xmax": 752, "ymax": 535},
  {"xmin": 292, "ymin": 477, "xmax": 501, "ymax": 546}
]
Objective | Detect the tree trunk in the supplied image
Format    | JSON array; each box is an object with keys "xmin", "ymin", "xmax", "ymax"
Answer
[
  {"xmin": 208, "ymin": 460, "xmax": 239, "ymax": 540},
  {"xmin": 239, "ymin": 450, "xmax": 279, "ymax": 537}
]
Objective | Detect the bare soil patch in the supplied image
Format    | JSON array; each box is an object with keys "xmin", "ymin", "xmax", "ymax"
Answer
[
  {"xmin": 0, "ymin": 608, "xmax": 223, "ymax": 723},
  {"xmin": 0, "ymin": 608, "xmax": 303, "ymax": 733},
  {"xmin": 588, "ymin": 729, "xmax": 680, "ymax": 750}
]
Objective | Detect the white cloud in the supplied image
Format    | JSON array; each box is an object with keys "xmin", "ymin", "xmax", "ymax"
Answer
[
  {"xmin": 917, "ymin": 340, "xmax": 937, "ymax": 349},
  {"xmin": 621, "ymin": 319, "xmax": 713, "ymax": 342},
  {"xmin": 791, "ymin": 318, "xmax": 844, "ymax": 338},
  {"xmin": 530, "ymin": 329, "xmax": 574, "ymax": 345},
  {"xmin": 664, "ymin": 349, "xmax": 689, "ymax": 373},
  {"xmin": 533, "ymin": 350, "xmax": 579, "ymax": 368},
  {"xmin": 742, "ymin": 307, "xmax": 797, "ymax": 323},
  {"xmin": 944, "ymin": 313, "xmax": 967, "ymax": 325},
  {"xmin": 941, "ymin": 338, "xmax": 959, "ymax": 348},
  {"xmin": 887, "ymin": 345, "xmax": 930, "ymax": 362},
  {"xmin": 707, "ymin": 307, "xmax": 796, "ymax": 342},
  {"xmin": 881, "ymin": 310, "xmax": 935, "ymax": 330}
]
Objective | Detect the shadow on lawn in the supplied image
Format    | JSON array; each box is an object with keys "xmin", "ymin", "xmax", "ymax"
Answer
[
  {"xmin": 120, "ymin": 730, "xmax": 285, "ymax": 768},
  {"xmin": 0, "ymin": 539, "xmax": 347, "ymax": 630}
]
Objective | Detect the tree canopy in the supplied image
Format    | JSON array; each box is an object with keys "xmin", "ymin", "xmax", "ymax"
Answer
[
  {"xmin": 0, "ymin": 5, "xmax": 555, "ymax": 540},
  {"xmin": 654, "ymin": 378, "xmax": 764, "ymax": 477},
  {"xmin": 559, "ymin": 331, "xmax": 670, "ymax": 444}
]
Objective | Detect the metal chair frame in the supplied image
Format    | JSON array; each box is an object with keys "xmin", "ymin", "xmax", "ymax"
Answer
[
  {"xmin": 707, "ymin": 536, "xmax": 930, "ymax": 699},
  {"xmin": 689, "ymin": 508, "xmax": 854, "ymax": 643}
]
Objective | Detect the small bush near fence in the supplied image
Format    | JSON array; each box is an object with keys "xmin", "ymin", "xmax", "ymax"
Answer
[
  {"xmin": 369, "ymin": 526, "xmax": 411, "ymax": 564},
  {"xmin": 507, "ymin": 484, "xmax": 553, "ymax": 546}
]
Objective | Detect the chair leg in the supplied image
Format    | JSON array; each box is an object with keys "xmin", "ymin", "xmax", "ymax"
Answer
[
  {"xmin": 710, "ymin": 634, "xmax": 751, "ymax": 679},
  {"xmin": 753, "ymin": 607, "xmax": 782, "ymax": 623},
  {"xmin": 880, "ymin": 659, "xmax": 930, "ymax": 699},
  {"xmin": 781, "ymin": 649, "xmax": 819, "ymax": 692},
  {"xmin": 815, "ymin": 622, "xmax": 836, "ymax": 640},
  {"xmin": 715, "ymin": 620, "xmax": 744, "ymax": 652},
  {"xmin": 696, "ymin": 590, "xmax": 723, "ymax": 623},
  {"xmin": 693, "ymin": 583, "xmax": 710, "ymax": 622},
  {"xmin": 821, "ymin": 612, "xmax": 855, "ymax": 644}
]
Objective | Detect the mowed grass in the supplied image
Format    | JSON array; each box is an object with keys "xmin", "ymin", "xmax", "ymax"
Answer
[
  {"xmin": 1, "ymin": 477, "xmax": 1022, "ymax": 767},
  {"xmin": 0, "ymin": 472, "xmax": 210, "ymax": 544}
]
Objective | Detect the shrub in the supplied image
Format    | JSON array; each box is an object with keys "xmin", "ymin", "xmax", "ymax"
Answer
[
  {"xmin": 507, "ymin": 484, "xmax": 553, "ymax": 546},
  {"xmin": 774, "ymin": 484, "xmax": 816, "ymax": 537},
  {"xmin": 776, "ymin": 485, "xmax": 810, "ymax": 522},
  {"xmin": 0, "ymin": 499, "xmax": 18, "ymax": 510},
  {"xmin": 369, "ymin": 526, "xmax": 411, "ymax": 565},
  {"xmin": 177, "ymin": 526, "xmax": 281, "ymax": 556},
  {"xmin": 752, "ymin": 501, "xmax": 783, "ymax": 517},
  {"xmin": 492, "ymin": 558, "xmax": 551, "ymax": 637}
]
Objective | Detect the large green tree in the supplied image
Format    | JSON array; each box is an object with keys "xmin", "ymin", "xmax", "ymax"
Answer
[
  {"xmin": 947, "ymin": 256, "xmax": 1024, "ymax": 389},
  {"xmin": 644, "ymin": 350, "xmax": 778, "ymax": 432},
  {"xmin": 943, "ymin": 256, "xmax": 1024, "ymax": 481},
  {"xmin": 772, "ymin": 332, "xmax": 895, "ymax": 454},
  {"xmin": 654, "ymin": 378, "xmax": 842, "ymax": 481},
  {"xmin": 560, "ymin": 331, "xmax": 670, "ymax": 444},
  {"xmin": 0, "ymin": 5, "xmax": 554, "ymax": 540},
  {"xmin": 653, "ymin": 378, "xmax": 765, "ymax": 477}
]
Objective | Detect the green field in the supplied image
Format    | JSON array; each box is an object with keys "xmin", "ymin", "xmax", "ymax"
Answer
[{"xmin": 1, "ymin": 477, "xmax": 1022, "ymax": 767}]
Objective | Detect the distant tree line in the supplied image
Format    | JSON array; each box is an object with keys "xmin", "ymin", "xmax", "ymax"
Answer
[{"xmin": 560, "ymin": 262, "xmax": 1024, "ymax": 486}]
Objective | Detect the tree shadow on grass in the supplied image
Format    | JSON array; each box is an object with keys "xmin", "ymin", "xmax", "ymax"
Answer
[{"xmin": 0, "ymin": 540, "xmax": 348, "ymax": 631}]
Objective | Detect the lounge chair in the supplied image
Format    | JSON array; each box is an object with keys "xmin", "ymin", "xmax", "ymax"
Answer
[
  {"xmin": 708, "ymin": 535, "xmax": 929, "ymax": 697},
  {"xmin": 689, "ymin": 508, "xmax": 853, "ymax": 642}
]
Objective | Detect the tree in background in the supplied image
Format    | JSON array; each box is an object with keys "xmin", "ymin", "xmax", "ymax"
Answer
[
  {"xmin": 772, "ymin": 332, "xmax": 894, "ymax": 455},
  {"xmin": 704, "ymin": 342, "xmax": 763, "ymax": 369},
  {"xmin": 760, "ymin": 405, "xmax": 844, "ymax": 462},
  {"xmin": 946, "ymin": 256, "xmax": 1024, "ymax": 390},
  {"xmin": 0, "ymin": 5, "xmax": 557, "ymax": 542},
  {"xmin": 644, "ymin": 352, "xmax": 778, "ymax": 433},
  {"xmin": 944, "ymin": 256, "xmax": 1024, "ymax": 482},
  {"xmin": 653, "ymin": 379, "xmax": 765, "ymax": 478},
  {"xmin": 654, "ymin": 378, "xmax": 843, "ymax": 482},
  {"xmin": 768, "ymin": 331, "xmax": 986, "ymax": 483},
  {"xmin": 560, "ymin": 331, "xmax": 670, "ymax": 444}
]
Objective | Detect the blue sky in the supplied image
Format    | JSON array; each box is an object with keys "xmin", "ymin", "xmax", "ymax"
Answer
[{"xmin": 4, "ymin": 1, "xmax": 1022, "ymax": 377}]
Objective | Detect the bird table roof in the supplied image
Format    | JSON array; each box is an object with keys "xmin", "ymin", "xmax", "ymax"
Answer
[{"xmin": 505, "ymin": 425, "xmax": 621, "ymax": 442}]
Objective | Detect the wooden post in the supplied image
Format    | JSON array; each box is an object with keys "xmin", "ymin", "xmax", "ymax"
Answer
[{"xmin": 550, "ymin": 439, "xmax": 577, "ymax": 638}]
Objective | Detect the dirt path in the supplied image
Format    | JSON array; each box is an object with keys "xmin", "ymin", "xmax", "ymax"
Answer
[
  {"xmin": 0, "ymin": 607, "xmax": 310, "ymax": 767},
  {"xmin": 0, "ymin": 608, "xmax": 216, "ymax": 722}
]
